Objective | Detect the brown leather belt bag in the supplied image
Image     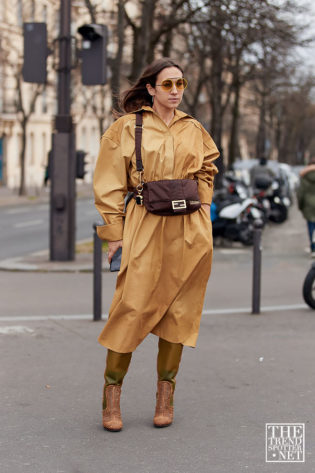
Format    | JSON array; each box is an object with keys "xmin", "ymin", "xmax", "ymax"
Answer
[{"xmin": 133, "ymin": 111, "xmax": 201, "ymax": 216}]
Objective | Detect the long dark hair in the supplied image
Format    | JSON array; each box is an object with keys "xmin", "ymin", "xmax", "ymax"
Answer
[{"xmin": 117, "ymin": 57, "xmax": 184, "ymax": 115}]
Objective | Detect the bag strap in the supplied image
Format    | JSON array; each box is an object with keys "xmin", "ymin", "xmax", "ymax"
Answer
[{"xmin": 135, "ymin": 111, "xmax": 144, "ymax": 172}]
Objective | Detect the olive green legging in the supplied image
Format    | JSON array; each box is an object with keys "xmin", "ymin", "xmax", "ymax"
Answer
[{"xmin": 103, "ymin": 338, "xmax": 183, "ymax": 409}]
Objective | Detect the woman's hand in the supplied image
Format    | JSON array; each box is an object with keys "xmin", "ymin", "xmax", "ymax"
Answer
[
  {"xmin": 201, "ymin": 204, "xmax": 211, "ymax": 218},
  {"xmin": 108, "ymin": 240, "xmax": 123, "ymax": 263}
]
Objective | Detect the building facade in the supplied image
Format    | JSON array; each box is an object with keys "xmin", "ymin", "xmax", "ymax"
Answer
[{"xmin": 0, "ymin": 0, "xmax": 115, "ymax": 192}]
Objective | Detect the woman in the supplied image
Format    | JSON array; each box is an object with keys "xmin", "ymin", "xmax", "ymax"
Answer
[
  {"xmin": 297, "ymin": 156, "xmax": 315, "ymax": 256},
  {"xmin": 93, "ymin": 57, "xmax": 219, "ymax": 432}
]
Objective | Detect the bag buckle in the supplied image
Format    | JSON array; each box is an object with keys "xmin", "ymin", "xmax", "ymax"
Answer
[
  {"xmin": 172, "ymin": 200, "xmax": 187, "ymax": 210},
  {"xmin": 135, "ymin": 182, "xmax": 144, "ymax": 206},
  {"xmin": 135, "ymin": 194, "xmax": 144, "ymax": 206}
]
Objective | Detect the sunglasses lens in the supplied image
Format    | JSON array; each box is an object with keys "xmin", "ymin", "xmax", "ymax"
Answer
[
  {"xmin": 176, "ymin": 78, "xmax": 187, "ymax": 89},
  {"xmin": 161, "ymin": 80, "xmax": 173, "ymax": 91},
  {"xmin": 159, "ymin": 78, "xmax": 188, "ymax": 91}
]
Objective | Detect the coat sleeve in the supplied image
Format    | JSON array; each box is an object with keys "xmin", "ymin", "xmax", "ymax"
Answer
[
  {"xmin": 195, "ymin": 126, "xmax": 220, "ymax": 204},
  {"xmin": 93, "ymin": 128, "xmax": 129, "ymax": 241}
]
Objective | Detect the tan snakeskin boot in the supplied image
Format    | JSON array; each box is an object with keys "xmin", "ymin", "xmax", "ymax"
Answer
[
  {"xmin": 153, "ymin": 380, "xmax": 174, "ymax": 427},
  {"xmin": 102, "ymin": 384, "xmax": 123, "ymax": 431}
]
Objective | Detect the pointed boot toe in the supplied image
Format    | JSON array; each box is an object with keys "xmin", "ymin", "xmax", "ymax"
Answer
[{"xmin": 102, "ymin": 413, "xmax": 123, "ymax": 432}]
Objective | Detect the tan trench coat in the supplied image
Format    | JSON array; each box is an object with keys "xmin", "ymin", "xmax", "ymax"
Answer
[{"xmin": 94, "ymin": 106, "xmax": 219, "ymax": 353}]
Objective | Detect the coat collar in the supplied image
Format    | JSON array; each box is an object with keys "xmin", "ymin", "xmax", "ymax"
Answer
[{"xmin": 138, "ymin": 105, "xmax": 193, "ymax": 124}]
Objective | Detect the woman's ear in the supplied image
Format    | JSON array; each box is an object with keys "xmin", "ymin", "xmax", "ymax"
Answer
[{"xmin": 146, "ymin": 83, "xmax": 155, "ymax": 97}]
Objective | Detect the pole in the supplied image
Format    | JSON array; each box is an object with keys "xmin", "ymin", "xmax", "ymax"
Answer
[
  {"xmin": 50, "ymin": 0, "xmax": 76, "ymax": 261},
  {"xmin": 252, "ymin": 219, "xmax": 263, "ymax": 314},
  {"xmin": 93, "ymin": 224, "xmax": 102, "ymax": 321}
]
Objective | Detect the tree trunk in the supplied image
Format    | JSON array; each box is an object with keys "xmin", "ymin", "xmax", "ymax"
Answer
[
  {"xmin": 111, "ymin": 0, "xmax": 125, "ymax": 111},
  {"xmin": 209, "ymin": 80, "xmax": 223, "ymax": 151},
  {"xmin": 275, "ymin": 108, "xmax": 282, "ymax": 161},
  {"xmin": 162, "ymin": 29, "xmax": 172, "ymax": 59},
  {"xmin": 256, "ymin": 92, "xmax": 267, "ymax": 158},
  {"xmin": 296, "ymin": 131, "xmax": 305, "ymax": 165},
  {"xmin": 19, "ymin": 118, "xmax": 27, "ymax": 196},
  {"xmin": 228, "ymin": 80, "xmax": 241, "ymax": 168},
  {"xmin": 208, "ymin": 29, "xmax": 225, "ymax": 187},
  {"xmin": 129, "ymin": 0, "xmax": 157, "ymax": 82},
  {"xmin": 98, "ymin": 117, "xmax": 104, "ymax": 142},
  {"xmin": 83, "ymin": 0, "xmax": 96, "ymax": 23},
  {"xmin": 209, "ymin": 27, "xmax": 223, "ymax": 150}
]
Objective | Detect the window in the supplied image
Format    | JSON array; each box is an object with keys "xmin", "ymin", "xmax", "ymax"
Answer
[
  {"xmin": 54, "ymin": 9, "xmax": 60, "ymax": 34},
  {"xmin": 42, "ymin": 88, "xmax": 47, "ymax": 114},
  {"xmin": 29, "ymin": 132, "xmax": 35, "ymax": 165},
  {"xmin": 0, "ymin": 58, "xmax": 3, "ymax": 113},
  {"xmin": 42, "ymin": 132, "xmax": 47, "ymax": 166},
  {"xmin": 30, "ymin": 0, "xmax": 35, "ymax": 21},
  {"xmin": 81, "ymin": 127, "xmax": 87, "ymax": 150},
  {"xmin": 43, "ymin": 5, "xmax": 47, "ymax": 23},
  {"xmin": 17, "ymin": 0, "xmax": 23, "ymax": 27}
]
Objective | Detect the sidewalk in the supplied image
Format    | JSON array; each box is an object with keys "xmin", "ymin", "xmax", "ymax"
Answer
[
  {"xmin": 0, "ymin": 307, "xmax": 314, "ymax": 473},
  {"xmin": 0, "ymin": 181, "xmax": 93, "ymax": 207},
  {"xmin": 0, "ymin": 247, "xmax": 110, "ymax": 272},
  {"xmin": 0, "ymin": 203, "xmax": 314, "ymax": 472}
]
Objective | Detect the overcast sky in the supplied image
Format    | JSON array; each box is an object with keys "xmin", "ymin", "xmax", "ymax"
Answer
[{"xmin": 292, "ymin": 0, "xmax": 315, "ymax": 72}]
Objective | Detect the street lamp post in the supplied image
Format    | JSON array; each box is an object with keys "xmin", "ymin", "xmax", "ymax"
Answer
[{"xmin": 50, "ymin": 0, "xmax": 76, "ymax": 261}]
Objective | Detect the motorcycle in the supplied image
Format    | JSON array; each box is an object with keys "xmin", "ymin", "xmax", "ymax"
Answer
[
  {"xmin": 253, "ymin": 177, "xmax": 290, "ymax": 224},
  {"xmin": 220, "ymin": 174, "xmax": 266, "ymax": 224},
  {"xmin": 303, "ymin": 262, "xmax": 315, "ymax": 309},
  {"xmin": 211, "ymin": 197, "xmax": 261, "ymax": 246}
]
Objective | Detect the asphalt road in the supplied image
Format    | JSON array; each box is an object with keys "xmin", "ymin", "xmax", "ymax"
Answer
[
  {"xmin": 1, "ymin": 309, "xmax": 315, "ymax": 473},
  {"xmin": 0, "ymin": 198, "xmax": 100, "ymax": 260},
  {"xmin": 0, "ymin": 203, "xmax": 311, "ymax": 318},
  {"xmin": 0, "ymin": 203, "xmax": 314, "ymax": 473}
]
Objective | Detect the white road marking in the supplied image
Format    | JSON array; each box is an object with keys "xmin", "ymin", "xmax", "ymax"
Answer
[
  {"xmin": 14, "ymin": 219, "xmax": 44, "ymax": 228},
  {"xmin": 203, "ymin": 304, "xmax": 308, "ymax": 314},
  {"xmin": 5, "ymin": 207, "xmax": 32, "ymax": 215},
  {"xmin": 216, "ymin": 248, "xmax": 249, "ymax": 255},
  {"xmin": 0, "ymin": 314, "xmax": 96, "ymax": 322},
  {"xmin": 0, "ymin": 326, "xmax": 34, "ymax": 334},
  {"xmin": 0, "ymin": 303, "xmax": 310, "ymax": 323}
]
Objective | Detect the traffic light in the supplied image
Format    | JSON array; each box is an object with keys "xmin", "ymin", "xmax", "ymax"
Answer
[
  {"xmin": 22, "ymin": 23, "xmax": 48, "ymax": 83},
  {"xmin": 77, "ymin": 24, "xmax": 107, "ymax": 85},
  {"xmin": 76, "ymin": 150, "xmax": 87, "ymax": 179}
]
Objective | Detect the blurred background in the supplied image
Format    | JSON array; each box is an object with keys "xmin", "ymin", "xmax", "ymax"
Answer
[{"xmin": 0, "ymin": 0, "xmax": 314, "ymax": 196}]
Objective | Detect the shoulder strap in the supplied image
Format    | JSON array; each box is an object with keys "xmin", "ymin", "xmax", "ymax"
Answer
[{"xmin": 135, "ymin": 111, "xmax": 143, "ymax": 172}]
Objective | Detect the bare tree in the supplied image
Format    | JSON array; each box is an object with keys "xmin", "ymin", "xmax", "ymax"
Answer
[
  {"xmin": 80, "ymin": 0, "xmax": 315, "ymax": 165},
  {"xmin": 124, "ymin": 0, "xmax": 205, "ymax": 83},
  {"xmin": 110, "ymin": 0, "xmax": 127, "ymax": 111},
  {"xmin": 83, "ymin": 0, "xmax": 97, "ymax": 23},
  {"xmin": 271, "ymin": 76, "xmax": 315, "ymax": 164},
  {"xmin": 15, "ymin": 70, "xmax": 43, "ymax": 195}
]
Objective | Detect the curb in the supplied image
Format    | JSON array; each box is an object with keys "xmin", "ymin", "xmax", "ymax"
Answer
[{"xmin": 0, "ymin": 249, "xmax": 110, "ymax": 273}]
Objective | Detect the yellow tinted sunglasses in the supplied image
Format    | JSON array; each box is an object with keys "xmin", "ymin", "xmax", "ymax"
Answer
[{"xmin": 156, "ymin": 77, "xmax": 188, "ymax": 92}]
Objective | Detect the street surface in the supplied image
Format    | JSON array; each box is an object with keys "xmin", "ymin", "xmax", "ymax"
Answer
[
  {"xmin": 0, "ymin": 198, "xmax": 100, "ymax": 260},
  {"xmin": 0, "ymin": 201, "xmax": 314, "ymax": 473},
  {"xmin": 0, "ymin": 203, "xmax": 311, "ymax": 317}
]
